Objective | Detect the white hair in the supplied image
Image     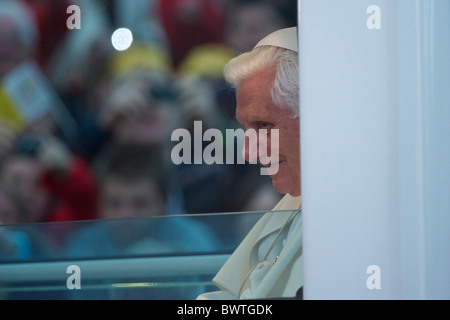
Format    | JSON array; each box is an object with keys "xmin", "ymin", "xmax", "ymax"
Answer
[{"xmin": 223, "ymin": 46, "xmax": 299, "ymax": 118}]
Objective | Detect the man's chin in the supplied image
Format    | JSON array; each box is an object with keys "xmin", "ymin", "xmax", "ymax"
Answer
[{"xmin": 271, "ymin": 178, "xmax": 300, "ymax": 197}]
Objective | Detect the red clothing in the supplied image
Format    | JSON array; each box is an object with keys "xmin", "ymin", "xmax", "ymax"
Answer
[
  {"xmin": 40, "ymin": 156, "xmax": 98, "ymax": 222},
  {"xmin": 157, "ymin": 0, "xmax": 226, "ymax": 67},
  {"xmin": 21, "ymin": 0, "xmax": 71, "ymax": 68}
]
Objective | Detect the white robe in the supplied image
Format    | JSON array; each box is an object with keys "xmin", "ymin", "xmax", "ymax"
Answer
[{"xmin": 197, "ymin": 194, "xmax": 302, "ymax": 300}]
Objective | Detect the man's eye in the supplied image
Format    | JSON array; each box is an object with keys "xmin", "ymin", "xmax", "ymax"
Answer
[
  {"xmin": 258, "ymin": 122, "xmax": 272, "ymax": 129},
  {"xmin": 256, "ymin": 122, "xmax": 273, "ymax": 136}
]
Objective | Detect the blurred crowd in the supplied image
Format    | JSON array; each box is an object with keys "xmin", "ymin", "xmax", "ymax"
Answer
[{"xmin": 0, "ymin": 0, "xmax": 295, "ymax": 261}]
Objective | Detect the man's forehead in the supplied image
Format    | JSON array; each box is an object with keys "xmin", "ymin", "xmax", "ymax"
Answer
[{"xmin": 235, "ymin": 97, "xmax": 277, "ymax": 124}]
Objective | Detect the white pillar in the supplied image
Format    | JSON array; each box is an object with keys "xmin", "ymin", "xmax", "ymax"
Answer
[{"xmin": 299, "ymin": 0, "xmax": 450, "ymax": 299}]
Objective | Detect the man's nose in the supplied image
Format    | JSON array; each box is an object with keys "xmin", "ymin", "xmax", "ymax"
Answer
[{"xmin": 242, "ymin": 130, "xmax": 268, "ymax": 163}]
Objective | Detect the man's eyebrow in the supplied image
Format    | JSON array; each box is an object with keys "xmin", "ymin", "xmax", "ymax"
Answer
[{"xmin": 246, "ymin": 112, "xmax": 275, "ymax": 123}]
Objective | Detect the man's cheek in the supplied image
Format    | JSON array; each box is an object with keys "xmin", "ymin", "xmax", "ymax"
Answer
[{"xmin": 259, "ymin": 129, "xmax": 279, "ymax": 175}]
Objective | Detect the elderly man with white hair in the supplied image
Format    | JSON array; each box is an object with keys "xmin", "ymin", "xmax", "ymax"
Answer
[{"xmin": 197, "ymin": 27, "xmax": 302, "ymax": 300}]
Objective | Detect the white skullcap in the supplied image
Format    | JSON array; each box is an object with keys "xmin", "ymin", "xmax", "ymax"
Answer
[{"xmin": 253, "ymin": 27, "xmax": 298, "ymax": 53}]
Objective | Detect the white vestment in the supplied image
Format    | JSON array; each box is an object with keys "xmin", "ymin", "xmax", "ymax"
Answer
[{"xmin": 197, "ymin": 194, "xmax": 302, "ymax": 300}]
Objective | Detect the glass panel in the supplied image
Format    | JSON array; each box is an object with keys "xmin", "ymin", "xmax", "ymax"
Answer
[{"xmin": 0, "ymin": 210, "xmax": 299, "ymax": 299}]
